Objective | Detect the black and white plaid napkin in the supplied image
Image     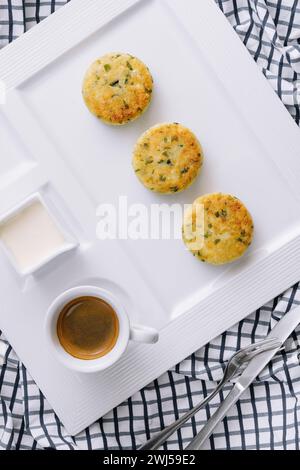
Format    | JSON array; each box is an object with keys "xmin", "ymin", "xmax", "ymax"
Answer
[{"xmin": 0, "ymin": 0, "xmax": 300, "ymax": 450}]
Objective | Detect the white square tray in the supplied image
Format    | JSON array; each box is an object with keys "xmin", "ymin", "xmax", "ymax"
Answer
[{"xmin": 1, "ymin": 0, "xmax": 300, "ymax": 435}]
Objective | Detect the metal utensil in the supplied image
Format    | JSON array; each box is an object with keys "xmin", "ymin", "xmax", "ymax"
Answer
[
  {"xmin": 186, "ymin": 304, "xmax": 300, "ymax": 450},
  {"xmin": 139, "ymin": 337, "xmax": 281, "ymax": 450}
]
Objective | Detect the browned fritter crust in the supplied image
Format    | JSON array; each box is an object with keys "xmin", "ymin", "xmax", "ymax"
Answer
[
  {"xmin": 183, "ymin": 193, "xmax": 254, "ymax": 265},
  {"xmin": 82, "ymin": 52, "xmax": 153, "ymax": 125},
  {"xmin": 132, "ymin": 123, "xmax": 203, "ymax": 193}
]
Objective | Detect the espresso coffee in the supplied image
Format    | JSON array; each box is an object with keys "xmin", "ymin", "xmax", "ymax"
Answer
[{"xmin": 57, "ymin": 296, "xmax": 119, "ymax": 360}]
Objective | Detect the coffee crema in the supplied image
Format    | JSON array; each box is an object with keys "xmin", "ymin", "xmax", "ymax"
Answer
[{"xmin": 57, "ymin": 296, "xmax": 119, "ymax": 360}]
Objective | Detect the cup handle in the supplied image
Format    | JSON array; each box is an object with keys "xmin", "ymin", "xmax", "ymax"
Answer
[{"xmin": 130, "ymin": 324, "xmax": 159, "ymax": 344}]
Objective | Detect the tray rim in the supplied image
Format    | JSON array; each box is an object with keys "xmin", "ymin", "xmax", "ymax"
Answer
[{"xmin": 1, "ymin": 0, "xmax": 300, "ymax": 435}]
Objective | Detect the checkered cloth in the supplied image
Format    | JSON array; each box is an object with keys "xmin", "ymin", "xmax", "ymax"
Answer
[{"xmin": 1, "ymin": 0, "xmax": 300, "ymax": 450}]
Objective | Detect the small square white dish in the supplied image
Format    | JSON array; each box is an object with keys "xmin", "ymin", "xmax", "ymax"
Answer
[{"xmin": 0, "ymin": 192, "xmax": 77, "ymax": 276}]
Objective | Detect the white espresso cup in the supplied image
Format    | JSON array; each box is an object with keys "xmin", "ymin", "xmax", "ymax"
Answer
[{"xmin": 45, "ymin": 285, "xmax": 159, "ymax": 373}]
